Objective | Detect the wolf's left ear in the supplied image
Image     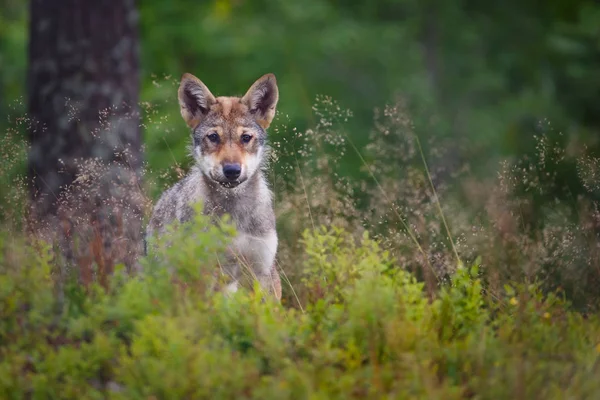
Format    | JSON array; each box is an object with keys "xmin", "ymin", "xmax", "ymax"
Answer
[
  {"xmin": 242, "ymin": 73, "xmax": 279, "ymax": 129},
  {"xmin": 178, "ymin": 73, "xmax": 216, "ymax": 128}
]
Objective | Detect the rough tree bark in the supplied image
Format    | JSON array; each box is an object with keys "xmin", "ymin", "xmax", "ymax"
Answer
[{"xmin": 27, "ymin": 0, "xmax": 146, "ymax": 281}]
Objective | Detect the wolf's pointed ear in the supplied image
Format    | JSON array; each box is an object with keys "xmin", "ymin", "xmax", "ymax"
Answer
[
  {"xmin": 178, "ymin": 73, "xmax": 216, "ymax": 128},
  {"xmin": 242, "ymin": 73, "xmax": 279, "ymax": 129}
]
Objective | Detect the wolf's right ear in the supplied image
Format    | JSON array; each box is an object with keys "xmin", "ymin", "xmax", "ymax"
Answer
[{"xmin": 178, "ymin": 73, "xmax": 216, "ymax": 128}]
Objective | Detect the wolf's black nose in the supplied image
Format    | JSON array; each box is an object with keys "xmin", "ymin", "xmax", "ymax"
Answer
[{"xmin": 222, "ymin": 163, "xmax": 241, "ymax": 180}]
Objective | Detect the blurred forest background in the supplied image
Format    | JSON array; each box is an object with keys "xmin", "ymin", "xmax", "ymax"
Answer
[{"xmin": 1, "ymin": 0, "xmax": 598, "ymax": 194}]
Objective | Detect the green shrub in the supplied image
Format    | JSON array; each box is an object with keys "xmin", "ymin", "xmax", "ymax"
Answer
[{"xmin": 1, "ymin": 223, "xmax": 599, "ymax": 399}]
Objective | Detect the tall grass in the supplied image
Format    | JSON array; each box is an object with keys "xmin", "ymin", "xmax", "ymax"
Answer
[
  {"xmin": 273, "ymin": 95, "xmax": 600, "ymax": 311},
  {"xmin": 1, "ymin": 93, "xmax": 600, "ymax": 398}
]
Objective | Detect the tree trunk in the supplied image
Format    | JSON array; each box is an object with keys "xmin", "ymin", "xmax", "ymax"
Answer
[{"xmin": 27, "ymin": 0, "xmax": 146, "ymax": 280}]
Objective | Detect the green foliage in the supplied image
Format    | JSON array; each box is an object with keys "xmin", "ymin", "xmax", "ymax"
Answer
[
  {"xmin": 2, "ymin": 225, "xmax": 600, "ymax": 399},
  {"xmin": 1, "ymin": 0, "xmax": 600, "ymax": 200},
  {"xmin": 433, "ymin": 264, "xmax": 487, "ymax": 342},
  {"xmin": 2, "ymin": 1, "xmax": 600, "ymax": 396}
]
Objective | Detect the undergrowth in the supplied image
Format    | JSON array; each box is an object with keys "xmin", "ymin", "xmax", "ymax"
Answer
[
  {"xmin": 1, "ymin": 94, "xmax": 600, "ymax": 398},
  {"xmin": 2, "ymin": 219, "xmax": 600, "ymax": 399}
]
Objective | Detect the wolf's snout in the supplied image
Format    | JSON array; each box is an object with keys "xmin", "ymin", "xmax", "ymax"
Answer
[{"xmin": 222, "ymin": 163, "xmax": 242, "ymax": 180}]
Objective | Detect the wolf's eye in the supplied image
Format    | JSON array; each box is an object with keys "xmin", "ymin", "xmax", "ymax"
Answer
[
  {"xmin": 207, "ymin": 132, "xmax": 219, "ymax": 143},
  {"xmin": 241, "ymin": 134, "xmax": 253, "ymax": 144}
]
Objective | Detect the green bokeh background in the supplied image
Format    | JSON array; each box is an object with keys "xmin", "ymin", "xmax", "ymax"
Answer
[{"xmin": 1, "ymin": 0, "xmax": 599, "ymax": 199}]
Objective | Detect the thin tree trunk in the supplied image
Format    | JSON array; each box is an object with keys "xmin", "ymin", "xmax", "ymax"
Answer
[{"xmin": 27, "ymin": 0, "xmax": 146, "ymax": 279}]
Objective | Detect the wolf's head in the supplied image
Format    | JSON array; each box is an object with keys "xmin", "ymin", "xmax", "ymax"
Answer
[{"xmin": 177, "ymin": 73, "xmax": 278, "ymax": 188}]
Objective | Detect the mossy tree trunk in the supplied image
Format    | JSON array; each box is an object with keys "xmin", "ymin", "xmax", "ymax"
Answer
[{"xmin": 27, "ymin": 0, "xmax": 146, "ymax": 281}]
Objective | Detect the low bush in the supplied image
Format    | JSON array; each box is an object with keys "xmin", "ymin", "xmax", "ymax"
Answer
[{"xmin": 2, "ymin": 219, "xmax": 599, "ymax": 399}]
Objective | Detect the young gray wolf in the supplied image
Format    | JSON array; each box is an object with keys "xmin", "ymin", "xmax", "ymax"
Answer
[{"xmin": 146, "ymin": 72, "xmax": 282, "ymax": 301}]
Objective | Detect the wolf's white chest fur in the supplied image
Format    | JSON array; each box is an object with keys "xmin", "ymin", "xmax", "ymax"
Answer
[
  {"xmin": 220, "ymin": 219, "xmax": 278, "ymax": 294},
  {"xmin": 230, "ymin": 229, "xmax": 278, "ymax": 274},
  {"xmin": 184, "ymin": 174, "xmax": 278, "ymax": 292}
]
